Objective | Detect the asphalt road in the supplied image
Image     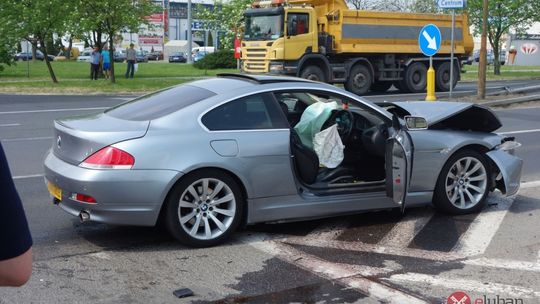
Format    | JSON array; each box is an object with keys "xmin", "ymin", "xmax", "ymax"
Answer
[{"xmin": 1, "ymin": 88, "xmax": 539, "ymax": 303}]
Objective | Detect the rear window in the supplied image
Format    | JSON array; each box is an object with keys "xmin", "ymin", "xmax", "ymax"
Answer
[{"xmin": 106, "ymin": 85, "xmax": 215, "ymax": 121}]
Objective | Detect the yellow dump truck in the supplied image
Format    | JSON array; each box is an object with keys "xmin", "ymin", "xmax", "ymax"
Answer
[{"xmin": 241, "ymin": 0, "xmax": 474, "ymax": 94}]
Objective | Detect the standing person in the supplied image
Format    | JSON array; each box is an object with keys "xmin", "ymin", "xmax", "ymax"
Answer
[
  {"xmin": 125, "ymin": 43, "xmax": 137, "ymax": 79},
  {"xmin": 90, "ymin": 46, "xmax": 101, "ymax": 80},
  {"xmin": 102, "ymin": 45, "xmax": 111, "ymax": 79},
  {"xmin": 0, "ymin": 142, "xmax": 33, "ymax": 287}
]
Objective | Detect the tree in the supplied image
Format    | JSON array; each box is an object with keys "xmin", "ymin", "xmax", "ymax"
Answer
[
  {"xmin": 77, "ymin": 0, "xmax": 158, "ymax": 83},
  {"xmin": 3, "ymin": 0, "xmax": 74, "ymax": 83},
  {"xmin": 196, "ymin": 0, "xmax": 252, "ymax": 49},
  {"xmin": 0, "ymin": 6, "xmax": 19, "ymax": 72},
  {"xmin": 467, "ymin": 0, "xmax": 540, "ymax": 74}
]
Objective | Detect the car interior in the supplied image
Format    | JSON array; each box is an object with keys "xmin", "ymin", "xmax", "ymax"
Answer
[{"xmin": 274, "ymin": 91, "xmax": 390, "ymax": 190}]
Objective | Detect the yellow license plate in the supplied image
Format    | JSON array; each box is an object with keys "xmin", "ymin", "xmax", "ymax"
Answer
[{"xmin": 47, "ymin": 181, "xmax": 62, "ymax": 201}]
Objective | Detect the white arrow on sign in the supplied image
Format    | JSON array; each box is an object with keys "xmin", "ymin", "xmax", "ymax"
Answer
[{"xmin": 422, "ymin": 30, "xmax": 437, "ymax": 50}]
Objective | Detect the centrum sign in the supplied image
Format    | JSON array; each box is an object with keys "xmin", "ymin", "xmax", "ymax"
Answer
[{"xmin": 438, "ymin": 0, "xmax": 465, "ymax": 8}]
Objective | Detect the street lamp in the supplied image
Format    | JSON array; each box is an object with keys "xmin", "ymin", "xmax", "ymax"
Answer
[{"xmin": 187, "ymin": 0, "xmax": 193, "ymax": 63}]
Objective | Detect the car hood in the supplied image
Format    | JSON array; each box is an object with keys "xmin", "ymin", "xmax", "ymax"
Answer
[{"xmin": 389, "ymin": 101, "xmax": 502, "ymax": 132}]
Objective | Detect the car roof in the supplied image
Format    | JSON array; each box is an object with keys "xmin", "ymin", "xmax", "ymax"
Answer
[{"xmin": 216, "ymin": 73, "xmax": 315, "ymax": 85}]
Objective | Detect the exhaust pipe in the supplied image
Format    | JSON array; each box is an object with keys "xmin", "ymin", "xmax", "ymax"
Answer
[{"xmin": 79, "ymin": 211, "xmax": 90, "ymax": 222}]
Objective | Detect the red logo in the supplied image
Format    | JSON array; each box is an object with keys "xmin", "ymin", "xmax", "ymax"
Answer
[{"xmin": 447, "ymin": 291, "xmax": 471, "ymax": 304}]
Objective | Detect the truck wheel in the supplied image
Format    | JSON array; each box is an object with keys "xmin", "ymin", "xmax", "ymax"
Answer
[
  {"xmin": 403, "ymin": 62, "xmax": 427, "ymax": 93},
  {"xmin": 370, "ymin": 81, "xmax": 393, "ymax": 93},
  {"xmin": 435, "ymin": 62, "xmax": 458, "ymax": 92},
  {"xmin": 300, "ymin": 65, "xmax": 325, "ymax": 82},
  {"xmin": 345, "ymin": 64, "xmax": 372, "ymax": 95}
]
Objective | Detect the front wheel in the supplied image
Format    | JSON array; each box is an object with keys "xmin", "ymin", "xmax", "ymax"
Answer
[
  {"xmin": 345, "ymin": 64, "xmax": 372, "ymax": 95},
  {"xmin": 433, "ymin": 150, "xmax": 491, "ymax": 215},
  {"xmin": 300, "ymin": 65, "xmax": 325, "ymax": 82},
  {"xmin": 165, "ymin": 169, "xmax": 244, "ymax": 247}
]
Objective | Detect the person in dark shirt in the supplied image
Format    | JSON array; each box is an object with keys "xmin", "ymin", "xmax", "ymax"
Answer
[{"xmin": 0, "ymin": 142, "xmax": 33, "ymax": 286}]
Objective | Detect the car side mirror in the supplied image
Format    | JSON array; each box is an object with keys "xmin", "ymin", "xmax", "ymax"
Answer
[{"xmin": 404, "ymin": 116, "xmax": 428, "ymax": 130}]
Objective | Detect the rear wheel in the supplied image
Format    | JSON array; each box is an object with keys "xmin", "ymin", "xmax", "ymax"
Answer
[
  {"xmin": 300, "ymin": 65, "xmax": 325, "ymax": 82},
  {"xmin": 165, "ymin": 169, "xmax": 244, "ymax": 247},
  {"xmin": 401, "ymin": 62, "xmax": 427, "ymax": 93},
  {"xmin": 345, "ymin": 64, "xmax": 372, "ymax": 95},
  {"xmin": 433, "ymin": 150, "xmax": 491, "ymax": 215},
  {"xmin": 435, "ymin": 61, "xmax": 458, "ymax": 92},
  {"xmin": 370, "ymin": 81, "xmax": 393, "ymax": 93}
]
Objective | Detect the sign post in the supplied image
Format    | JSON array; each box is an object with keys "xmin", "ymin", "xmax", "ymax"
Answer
[
  {"xmin": 438, "ymin": 0, "xmax": 466, "ymax": 99},
  {"xmin": 419, "ymin": 24, "xmax": 441, "ymax": 101}
]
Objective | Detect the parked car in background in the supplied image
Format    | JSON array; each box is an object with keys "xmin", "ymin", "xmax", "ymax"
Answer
[
  {"xmin": 147, "ymin": 51, "xmax": 163, "ymax": 61},
  {"xmin": 192, "ymin": 51, "xmax": 208, "ymax": 62},
  {"xmin": 14, "ymin": 50, "xmax": 55, "ymax": 61},
  {"xmin": 473, "ymin": 49, "xmax": 505, "ymax": 65},
  {"xmin": 168, "ymin": 52, "xmax": 187, "ymax": 63},
  {"xmin": 77, "ymin": 50, "xmax": 92, "ymax": 62},
  {"xmin": 114, "ymin": 51, "xmax": 126, "ymax": 62},
  {"xmin": 136, "ymin": 50, "xmax": 149, "ymax": 63}
]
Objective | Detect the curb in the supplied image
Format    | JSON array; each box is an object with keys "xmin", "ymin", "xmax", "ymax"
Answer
[{"xmin": 480, "ymin": 94, "xmax": 540, "ymax": 107}]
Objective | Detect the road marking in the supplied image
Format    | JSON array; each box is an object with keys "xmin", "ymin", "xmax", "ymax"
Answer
[
  {"xmin": 384, "ymin": 273, "xmax": 540, "ymax": 298},
  {"xmin": 0, "ymin": 123, "xmax": 21, "ymax": 127},
  {"xmin": 13, "ymin": 174, "xmax": 44, "ymax": 180},
  {"xmin": 1, "ymin": 136, "xmax": 53, "ymax": 142},
  {"xmin": 0, "ymin": 107, "xmax": 106, "ymax": 115},
  {"xmin": 251, "ymin": 241, "xmax": 428, "ymax": 303},
  {"xmin": 454, "ymin": 195, "xmax": 513, "ymax": 256},
  {"xmin": 378, "ymin": 208, "xmax": 434, "ymax": 248},
  {"xmin": 499, "ymin": 128, "xmax": 540, "ymax": 135},
  {"xmin": 464, "ymin": 257, "xmax": 540, "ymax": 272},
  {"xmin": 521, "ymin": 180, "xmax": 540, "ymax": 189}
]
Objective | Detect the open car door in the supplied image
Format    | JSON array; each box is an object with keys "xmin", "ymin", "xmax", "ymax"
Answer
[{"xmin": 385, "ymin": 124, "xmax": 413, "ymax": 212}]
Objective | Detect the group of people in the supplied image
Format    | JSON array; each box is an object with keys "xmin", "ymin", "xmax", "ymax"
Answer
[{"xmin": 89, "ymin": 43, "xmax": 138, "ymax": 80}]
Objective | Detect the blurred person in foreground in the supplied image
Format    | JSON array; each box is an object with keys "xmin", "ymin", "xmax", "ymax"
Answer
[{"xmin": 0, "ymin": 142, "xmax": 33, "ymax": 286}]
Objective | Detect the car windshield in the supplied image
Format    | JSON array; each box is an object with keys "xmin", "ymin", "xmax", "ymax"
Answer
[
  {"xmin": 244, "ymin": 13, "xmax": 284, "ymax": 41},
  {"xmin": 105, "ymin": 85, "xmax": 216, "ymax": 121},
  {"xmin": 172, "ymin": 53, "xmax": 184, "ymax": 56}
]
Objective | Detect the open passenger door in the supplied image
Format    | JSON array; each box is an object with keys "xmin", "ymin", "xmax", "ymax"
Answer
[{"xmin": 385, "ymin": 116, "xmax": 413, "ymax": 212}]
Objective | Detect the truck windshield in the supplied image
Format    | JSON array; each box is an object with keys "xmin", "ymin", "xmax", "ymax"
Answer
[{"xmin": 244, "ymin": 14, "xmax": 283, "ymax": 41}]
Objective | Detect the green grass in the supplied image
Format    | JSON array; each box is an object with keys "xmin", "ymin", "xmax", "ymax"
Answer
[{"xmin": 0, "ymin": 61, "xmax": 237, "ymax": 94}]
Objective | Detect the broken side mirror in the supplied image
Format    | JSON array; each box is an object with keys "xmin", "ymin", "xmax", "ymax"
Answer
[{"xmin": 404, "ymin": 116, "xmax": 428, "ymax": 130}]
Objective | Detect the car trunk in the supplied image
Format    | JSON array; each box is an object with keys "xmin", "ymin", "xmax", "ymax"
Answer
[{"xmin": 53, "ymin": 113, "xmax": 149, "ymax": 165}]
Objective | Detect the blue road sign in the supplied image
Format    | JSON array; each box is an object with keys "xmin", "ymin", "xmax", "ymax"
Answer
[{"xmin": 418, "ymin": 24, "xmax": 441, "ymax": 57}]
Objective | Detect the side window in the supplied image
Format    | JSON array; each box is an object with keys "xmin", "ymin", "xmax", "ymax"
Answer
[
  {"xmin": 287, "ymin": 13, "xmax": 309, "ymax": 36},
  {"xmin": 202, "ymin": 93, "xmax": 288, "ymax": 131}
]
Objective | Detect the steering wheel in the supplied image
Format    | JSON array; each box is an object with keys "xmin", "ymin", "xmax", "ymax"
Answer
[
  {"xmin": 325, "ymin": 110, "xmax": 355, "ymax": 142},
  {"xmin": 361, "ymin": 122, "xmax": 389, "ymax": 157}
]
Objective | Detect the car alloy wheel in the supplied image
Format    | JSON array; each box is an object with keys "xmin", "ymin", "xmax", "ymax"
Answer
[
  {"xmin": 445, "ymin": 156, "xmax": 487, "ymax": 209},
  {"xmin": 178, "ymin": 178, "xmax": 236, "ymax": 240},
  {"xmin": 165, "ymin": 169, "xmax": 243, "ymax": 247}
]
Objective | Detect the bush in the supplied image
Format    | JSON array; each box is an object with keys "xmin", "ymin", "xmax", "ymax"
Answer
[{"xmin": 194, "ymin": 50, "xmax": 237, "ymax": 69}]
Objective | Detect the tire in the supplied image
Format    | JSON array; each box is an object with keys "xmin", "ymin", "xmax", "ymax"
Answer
[
  {"xmin": 345, "ymin": 64, "xmax": 372, "ymax": 95},
  {"xmin": 401, "ymin": 62, "xmax": 427, "ymax": 93},
  {"xmin": 432, "ymin": 150, "xmax": 491, "ymax": 215},
  {"xmin": 370, "ymin": 81, "xmax": 393, "ymax": 93},
  {"xmin": 435, "ymin": 61, "xmax": 458, "ymax": 92},
  {"xmin": 164, "ymin": 169, "xmax": 244, "ymax": 247},
  {"xmin": 300, "ymin": 65, "xmax": 325, "ymax": 82}
]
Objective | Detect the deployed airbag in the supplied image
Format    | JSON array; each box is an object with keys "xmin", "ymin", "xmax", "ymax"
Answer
[
  {"xmin": 294, "ymin": 101, "xmax": 338, "ymax": 148},
  {"xmin": 313, "ymin": 124, "xmax": 344, "ymax": 168}
]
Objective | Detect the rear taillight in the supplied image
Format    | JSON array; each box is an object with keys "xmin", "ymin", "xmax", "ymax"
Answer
[
  {"xmin": 80, "ymin": 146, "xmax": 134, "ymax": 169},
  {"xmin": 70, "ymin": 193, "xmax": 97, "ymax": 204}
]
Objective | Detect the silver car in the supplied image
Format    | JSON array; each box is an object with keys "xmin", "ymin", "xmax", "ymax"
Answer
[{"xmin": 44, "ymin": 74, "xmax": 522, "ymax": 247}]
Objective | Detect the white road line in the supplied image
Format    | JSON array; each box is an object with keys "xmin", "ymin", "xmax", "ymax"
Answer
[
  {"xmin": 464, "ymin": 257, "xmax": 540, "ymax": 273},
  {"xmin": 378, "ymin": 208, "xmax": 434, "ymax": 248},
  {"xmin": 304, "ymin": 220, "xmax": 352, "ymax": 240},
  {"xmin": 384, "ymin": 273, "xmax": 540, "ymax": 298},
  {"xmin": 0, "ymin": 123, "xmax": 21, "ymax": 127},
  {"xmin": 13, "ymin": 174, "xmax": 44, "ymax": 180},
  {"xmin": 251, "ymin": 241, "xmax": 428, "ymax": 304},
  {"xmin": 499, "ymin": 128, "xmax": 540, "ymax": 135},
  {"xmin": 283, "ymin": 237, "xmax": 464, "ymax": 261},
  {"xmin": 521, "ymin": 180, "xmax": 540, "ymax": 189},
  {"xmin": 454, "ymin": 195, "xmax": 513, "ymax": 256},
  {"xmin": 1, "ymin": 136, "xmax": 53, "ymax": 142},
  {"xmin": 0, "ymin": 107, "xmax": 106, "ymax": 115}
]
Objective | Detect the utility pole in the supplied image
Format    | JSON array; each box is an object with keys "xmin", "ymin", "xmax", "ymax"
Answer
[
  {"xmin": 187, "ymin": 0, "xmax": 193, "ymax": 64},
  {"xmin": 477, "ymin": 0, "xmax": 488, "ymax": 99}
]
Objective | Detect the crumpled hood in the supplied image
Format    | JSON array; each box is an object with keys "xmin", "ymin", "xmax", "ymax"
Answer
[{"xmin": 390, "ymin": 101, "xmax": 502, "ymax": 132}]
